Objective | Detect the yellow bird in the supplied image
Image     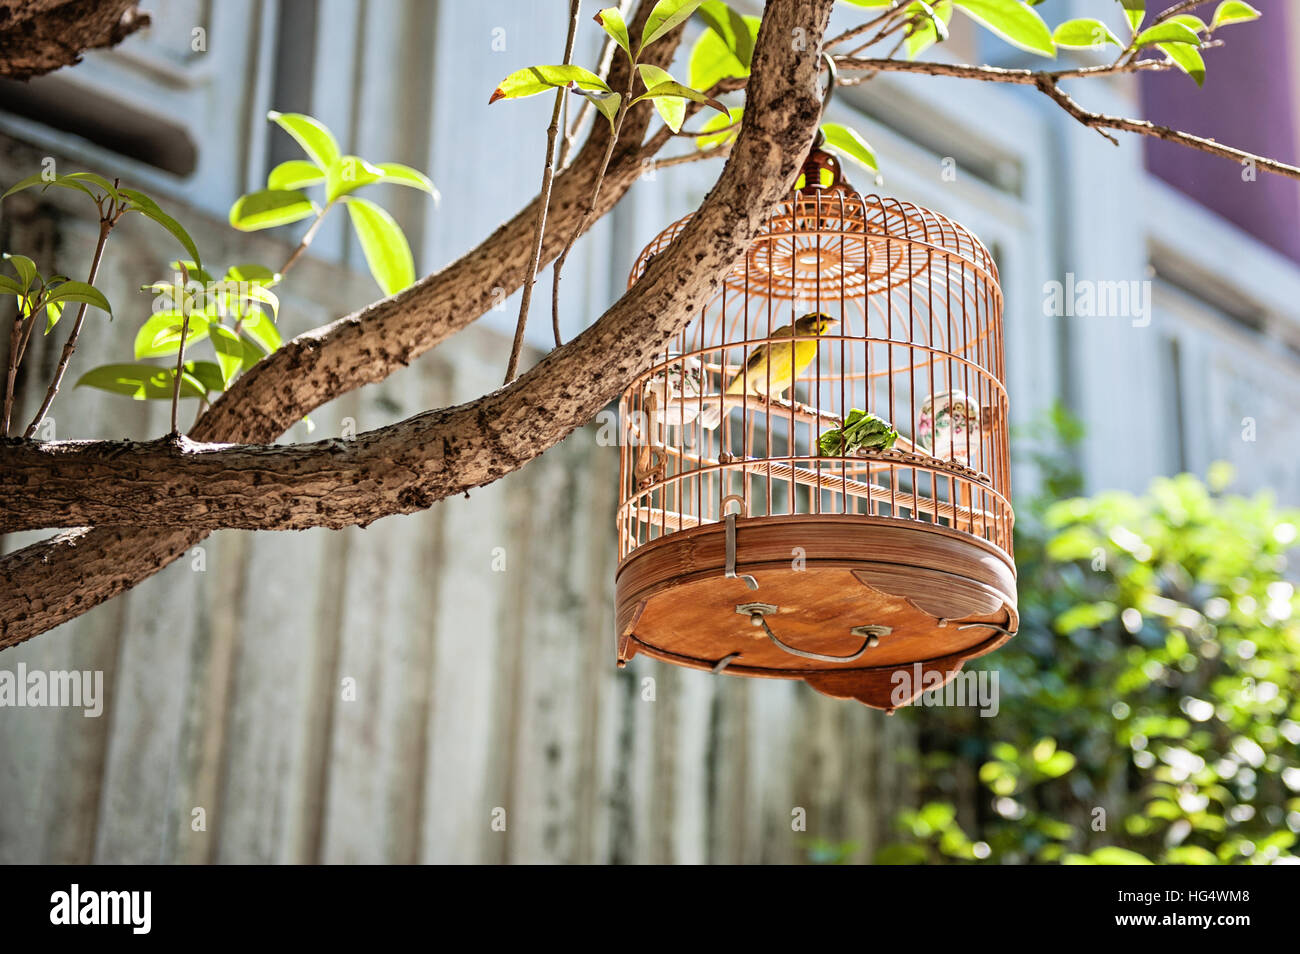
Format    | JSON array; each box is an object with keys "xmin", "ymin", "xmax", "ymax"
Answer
[{"xmin": 699, "ymin": 312, "xmax": 839, "ymax": 430}]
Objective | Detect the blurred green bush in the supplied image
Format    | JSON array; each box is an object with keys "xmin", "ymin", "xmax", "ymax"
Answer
[{"xmin": 873, "ymin": 405, "xmax": 1300, "ymax": 865}]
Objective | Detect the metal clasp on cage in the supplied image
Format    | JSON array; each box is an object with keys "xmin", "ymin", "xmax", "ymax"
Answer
[{"xmin": 721, "ymin": 494, "xmax": 758, "ymax": 591}]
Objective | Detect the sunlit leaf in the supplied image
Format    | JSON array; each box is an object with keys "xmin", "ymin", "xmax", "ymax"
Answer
[
  {"xmin": 185, "ymin": 360, "xmax": 227, "ymax": 395},
  {"xmin": 1052, "ymin": 17, "xmax": 1121, "ymax": 48},
  {"xmin": 2, "ymin": 252, "xmax": 37, "ymax": 288},
  {"xmin": 1119, "ymin": 0, "xmax": 1145, "ymax": 33},
  {"xmin": 45, "ymin": 280, "xmax": 111, "ymax": 315},
  {"xmin": 695, "ymin": 108, "xmax": 741, "ymax": 149},
  {"xmin": 1211, "ymin": 1, "xmax": 1260, "ymax": 29},
  {"xmin": 240, "ymin": 312, "xmax": 283, "ymax": 356},
  {"xmin": 638, "ymin": 64, "xmax": 687, "ymax": 132},
  {"xmin": 1160, "ymin": 41, "xmax": 1205, "ymax": 85},
  {"xmin": 571, "ymin": 88, "xmax": 622, "ymax": 132},
  {"xmin": 1133, "ymin": 21, "xmax": 1201, "ymax": 47},
  {"xmin": 345, "ymin": 197, "xmax": 415, "ymax": 296},
  {"xmin": 328, "ymin": 155, "xmax": 385, "ymax": 201},
  {"xmin": 268, "ymin": 159, "xmax": 326, "ymax": 190},
  {"xmin": 905, "ymin": 0, "xmax": 953, "ymax": 59},
  {"xmin": 229, "ymin": 189, "xmax": 316, "ymax": 231},
  {"xmin": 373, "ymin": 163, "xmax": 440, "ymax": 201},
  {"xmin": 76, "ymin": 363, "xmax": 205, "ymax": 400},
  {"xmin": 489, "ymin": 65, "xmax": 610, "ymax": 103},
  {"xmin": 594, "ymin": 7, "xmax": 632, "ymax": 58},
  {"xmin": 688, "ymin": 7, "xmax": 759, "ymax": 91},
  {"xmin": 952, "ymin": 0, "xmax": 1055, "ymax": 57},
  {"xmin": 268, "ymin": 111, "xmax": 341, "ymax": 170},
  {"xmin": 210, "ymin": 324, "xmax": 245, "ymax": 387},
  {"xmin": 118, "ymin": 188, "xmax": 203, "ymax": 269},
  {"xmin": 641, "ymin": 0, "xmax": 705, "ymax": 51},
  {"xmin": 134, "ymin": 311, "xmax": 211, "ymax": 359},
  {"xmin": 821, "ymin": 122, "xmax": 878, "ymax": 174},
  {"xmin": 632, "ymin": 81, "xmax": 729, "ymax": 119}
]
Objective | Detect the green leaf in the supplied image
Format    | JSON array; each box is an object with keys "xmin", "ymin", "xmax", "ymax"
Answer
[
  {"xmin": 1211, "ymin": 1, "xmax": 1260, "ymax": 29},
  {"xmin": 2, "ymin": 171, "xmax": 96, "ymax": 202},
  {"xmin": 952, "ymin": 0, "xmax": 1055, "ymax": 57},
  {"xmin": 1089, "ymin": 846, "xmax": 1153, "ymax": 865},
  {"xmin": 489, "ymin": 65, "xmax": 610, "ymax": 103},
  {"xmin": 240, "ymin": 311, "xmax": 283, "ymax": 356},
  {"xmin": 696, "ymin": 108, "xmax": 741, "ymax": 149},
  {"xmin": 632, "ymin": 81, "xmax": 729, "ymax": 119},
  {"xmin": 638, "ymin": 64, "xmax": 687, "ymax": 132},
  {"xmin": 1052, "ymin": 17, "xmax": 1121, "ymax": 48},
  {"xmin": 572, "ymin": 89, "xmax": 623, "ymax": 132},
  {"xmin": 905, "ymin": 0, "xmax": 953, "ymax": 59},
  {"xmin": 169, "ymin": 260, "xmax": 214, "ymax": 286},
  {"xmin": 118, "ymin": 188, "xmax": 203, "ymax": 270},
  {"xmin": 688, "ymin": 8, "xmax": 759, "ymax": 90},
  {"xmin": 1133, "ymin": 21, "xmax": 1201, "ymax": 47},
  {"xmin": 44, "ymin": 299, "xmax": 63, "ymax": 333},
  {"xmin": 64, "ymin": 172, "xmax": 122, "ymax": 203},
  {"xmin": 345, "ymin": 197, "xmax": 415, "ymax": 296},
  {"xmin": 268, "ymin": 111, "xmax": 341, "ymax": 170},
  {"xmin": 134, "ymin": 311, "xmax": 211, "ymax": 358},
  {"xmin": 229, "ymin": 189, "xmax": 316, "ymax": 231},
  {"xmin": 209, "ymin": 324, "xmax": 245, "ymax": 387},
  {"xmin": 328, "ymin": 155, "xmax": 385, "ymax": 201},
  {"xmin": 821, "ymin": 122, "xmax": 878, "ymax": 174},
  {"xmin": 225, "ymin": 263, "xmax": 279, "ymax": 285},
  {"xmin": 373, "ymin": 163, "xmax": 439, "ymax": 201},
  {"xmin": 185, "ymin": 360, "xmax": 227, "ymax": 395},
  {"xmin": 268, "ymin": 159, "xmax": 326, "ymax": 190},
  {"xmin": 1160, "ymin": 41, "xmax": 1205, "ymax": 85},
  {"xmin": 0, "ymin": 274, "xmax": 24, "ymax": 295},
  {"xmin": 45, "ymin": 280, "xmax": 111, "ymax": 315},
  {"xmin": 594, "ymin": 7, "xmax": 632, "ymax": 58},
  {"xmin": 1119, "ymin": 0, "xmax": 1145, "ymax": 33},
  {"xmin": 75, "ymin": 363, "xmax": 205, "ymax": 400},
  {"xmin": 696, "ymin": 1, "xmax": 756, "ymax": 68},
  {"xmin": 3, "ymin": 252, "xmax": 37, "ymax": 288},
  {"xmin": 641, "ymin": 0, "xmax": 705, "ymax": 51},
  {"xmin": 231, "ymin": 281, "xmax": 280, "ymax": 322},
  {"xmin": 1164, "ymin": 14, "xmax": 1208, "ymax": 33}
]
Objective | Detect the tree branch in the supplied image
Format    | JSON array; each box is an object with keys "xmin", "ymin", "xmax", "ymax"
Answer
[
  {"xmin": 0, "ymin": 0, "xmax": 834, "ymax": 539},
  {"xmin": 0, "ymin": 0, "xmax": 148, "ymax": 79},
  {"xmin": 834, "ymin": 55, "xmax": 1300, "ymax": 181},
  {"xmin": 0, "ymin": 0, "xmax": 691, "ymax": 646}
]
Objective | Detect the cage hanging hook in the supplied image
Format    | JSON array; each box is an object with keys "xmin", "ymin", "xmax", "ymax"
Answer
[
  {"xmin": 819, "ymin": 51, "xmax": 838, "ymax": 119},
  {"xmin": 721, "ymin": 494, "xmax": 758, "ymax": 590}
]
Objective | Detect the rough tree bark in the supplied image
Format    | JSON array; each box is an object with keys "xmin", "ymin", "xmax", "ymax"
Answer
[
  {"xmin": 0, "ymin": 0, "xmax": 835, "ymax": 647},
  {"xmin": 0, "ymin": 0, "xmax": 148, "ymax": 79}
]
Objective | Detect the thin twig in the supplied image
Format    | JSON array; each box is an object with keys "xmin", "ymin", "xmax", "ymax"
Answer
[
  {"xmin": 551, "ymin": 68, "xmax": 636, "ymax": 349},
  {"xmin": 650, "ymin": 144, "xmax": 732, "ymax": 170},
  {"xmin": 560, "ymin": 0, "xmax": 630, "ymax": 168},
  {"xmin": 169, "ymin": 262, "xmax": 194, "ymax": 435},
  {"xmin": 833, "ymin": 54, "xmax": 1300, "ymax": 180},
  {"xmin": 278, "ymin": 204, "xmax": 332, "ymax": 280},
  {"xmin": 825, "ymin": 0, "xmax": 904, "ymax": 49},
  {"xmin": 505, "ymin": 0, "xmax": 582, "ymax": 383},
  {"xmin": 23, "ymin": 214, "xmax": 116, "ymax": 438}
]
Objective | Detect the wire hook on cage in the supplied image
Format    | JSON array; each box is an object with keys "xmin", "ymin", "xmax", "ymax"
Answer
[{"xmin": 812, "ymin": 51, "xmax": 838, "ymax": 149}]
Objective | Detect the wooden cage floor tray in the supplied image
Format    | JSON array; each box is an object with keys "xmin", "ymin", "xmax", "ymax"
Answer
[{"xmin": 615, "ymin": 515, "xmax": 1017, "ymax": 711}]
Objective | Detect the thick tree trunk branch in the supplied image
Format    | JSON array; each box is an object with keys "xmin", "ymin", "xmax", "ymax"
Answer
[
  {"xmin": 0, "ymin": 0, "xmax": 148, "ymax": 79},
  {"xmin": 0, "ymin": 0, "xmax": 834, "ymax": 647}
]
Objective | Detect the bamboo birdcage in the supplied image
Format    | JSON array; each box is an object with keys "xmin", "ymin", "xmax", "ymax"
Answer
[{"xmin": 613, "ymin": 145, "xmax": 1018, "ymax": 712}]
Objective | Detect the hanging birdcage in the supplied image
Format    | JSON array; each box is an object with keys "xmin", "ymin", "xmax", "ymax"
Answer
[{"xmin": 614, "ymin": 143, "xmax": 1017, "ymax": 712}]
